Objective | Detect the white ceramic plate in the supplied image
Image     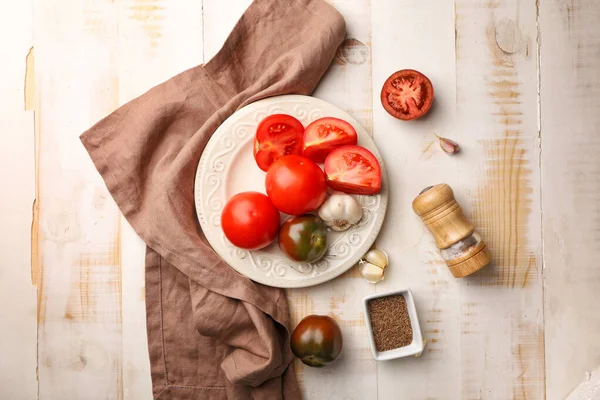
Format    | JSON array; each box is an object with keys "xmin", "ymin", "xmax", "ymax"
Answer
[{"xmin": 194, "ymin": 95, "xmax": 388, "ymax": 288}]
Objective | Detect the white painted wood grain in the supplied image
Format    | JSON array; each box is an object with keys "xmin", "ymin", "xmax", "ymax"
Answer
[
  {"xmin": 0, "ymin": 0, "xmax": 38, "ymax": 398},
  {"xmin": 0, "ymin": 112, "xmax": 37, "ymax": 398},
  {"xmin": 454, "ymin": 0, "xmax": 544, "ymax": 398},
  {"xmin": 0, "ymin": 0, "xmax": 34, "ymax": 113},
  {"xmin": 7, "ymin": 0, "xmax": 598, "ymax": 398},
  {"xmin": 540, "ymin": 1, "xmax": 600, "ymax": 399},
  {"xmin": 371, "ymin": 0, "xmax": 462, "ymax": 398},
  {"xmin": 0, "ymin": 112, "xmax": 38, "ymax": 400},
  {"xmin": 34, "ymin": 0, "xmax": 124, "ymax": 398}
]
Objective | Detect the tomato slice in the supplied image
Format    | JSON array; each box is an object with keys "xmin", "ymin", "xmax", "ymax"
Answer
[
  {"xmin": 302, "ymin": 117, "xmax": 358, "ymax": 163},
  {"xmin": 380, "ymin": 69, "xmax": 434, "ymax": 121},
  {"xmin": 254, "ymin": 114, "xmax": 304, "ymax": 172},
  {"xmin": 324, "ymin": 145, "xmax": 382, "ymax": 195}
]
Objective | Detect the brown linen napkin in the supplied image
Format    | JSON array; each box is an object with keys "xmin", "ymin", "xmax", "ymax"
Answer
[{"xmin": 80, "ymin": 0, "xmax": 346, "ymax": 399}]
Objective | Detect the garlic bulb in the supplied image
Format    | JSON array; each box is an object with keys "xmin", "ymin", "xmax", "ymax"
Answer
[
  {"xmin": 359, "ymin": 249, "xmax": 389, "ymax": 283},
  {"xmin": 317, "ymin": 191, "xmax": 363, "ymax": 232}
]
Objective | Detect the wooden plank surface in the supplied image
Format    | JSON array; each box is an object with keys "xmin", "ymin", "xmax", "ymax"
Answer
[
  {"xmin": 34, "ymin": 1, "xmax": 124, "ymax": 398},
  {"xmin": 454, "ymin": 0, "xmax": 545, "ymax": 398},
  {"xmin": 2, "ymin": 0, "xmax": 599, "ymax": 398},
  {"xmin": 0, "ymin": 2, "xmax": 38, "ymax": 398},
  {"xmin": 371, "ymin": 0, "xmax": 463, "ymax": 398},
  {"xmin": 540, "ymin": 1, "xmax": 600, "ymax": 399}
]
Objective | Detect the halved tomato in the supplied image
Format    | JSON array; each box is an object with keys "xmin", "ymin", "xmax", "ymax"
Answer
[
  {"xmin": 303, "ymin": 117, "xmax": 358, "ymax": 163},
  {"xmin": 324, "ymin": 145, "xmax": 382, "ymax": 195},
  {"xmin": 380, "ymin": 69, "xmax": 434, "ymax": 121},
  {"xmin": 254, "ymin": 114, "xmax": 304, "ymax": 172}
]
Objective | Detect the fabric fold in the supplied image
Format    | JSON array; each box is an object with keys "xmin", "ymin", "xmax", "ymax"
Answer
[{"xmin": 80, "ymin": 0, "xmax": 346, "ymax": 398}]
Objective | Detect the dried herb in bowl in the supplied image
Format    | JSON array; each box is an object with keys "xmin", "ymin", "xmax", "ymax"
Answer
[{"xmin": 368, "ymin": 295, "xmax": 413, "ymax": 352}]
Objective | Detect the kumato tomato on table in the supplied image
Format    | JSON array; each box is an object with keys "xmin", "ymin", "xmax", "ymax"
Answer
[
  {"xmin": 291, "ymin": 315, "xmax": 343, "ymax": 367},
  {"xmin": 254, "ymin": 114, "xmax": 304, "ymax": 171},
  {"xmin": 380, "ymin": 69, "xmax": 434, "ymax": 120}
]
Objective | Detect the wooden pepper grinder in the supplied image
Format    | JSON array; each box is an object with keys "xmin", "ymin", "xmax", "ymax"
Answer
[{"xmin": 412, "ymin": 184, "xmax": 491, "ymax": 278}]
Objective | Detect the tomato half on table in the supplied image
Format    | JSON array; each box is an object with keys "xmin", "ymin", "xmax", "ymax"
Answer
[
  {"xmin": 221, "ymin": 192, "xmax": 280, "ymax": 250},
  {"xmin": 324, "ymin": 145, "xmax": 382, "ymax": 195},
  {"xmin": 254, "ymin": 114, "xmax": 305, "ymax": 172},
  {"xmin": 265, "ymin": 155, "xmax": 327, "ymax": 215},
  {"xmin": 302, "ymin": 117, "xmax": 358, "ymax": 164},
  {"xmin": 380, "ymin": 69, "xmax": 434, "ymax": 121}
]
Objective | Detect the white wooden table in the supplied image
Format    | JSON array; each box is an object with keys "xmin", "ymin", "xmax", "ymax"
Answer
[{"xmin": 2, "ymin": 1, "xmax": 599, "ymax": 399}]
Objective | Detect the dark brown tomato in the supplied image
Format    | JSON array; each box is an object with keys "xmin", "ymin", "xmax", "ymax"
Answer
[
  {"xmin": 380, "ymin": 69, "xmax": 434, "ymax": 121},
  {"xmin": 290, "ymin": 315, "xmax": 343, "ymax": 367},
  {"xmin": 278, "ymin": 215, "xmax": 327, "ymax": 263}
]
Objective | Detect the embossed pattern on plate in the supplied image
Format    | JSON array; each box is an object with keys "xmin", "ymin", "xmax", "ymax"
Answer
[{"xmin": 195, "ymin": 95, "xmax": 388, "ymax": 288}]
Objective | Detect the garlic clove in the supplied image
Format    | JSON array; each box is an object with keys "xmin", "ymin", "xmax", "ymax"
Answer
[
  {"xmin": 434, "ymin": 133, "xmax": 460, "ymax": 155},
  {"xmin": 359, "ymin": 261, "xmax": 385, "ymax": 283},
  {"xmin": 364, "ymin": 249, "xmax": 389, "ymax": 269}
]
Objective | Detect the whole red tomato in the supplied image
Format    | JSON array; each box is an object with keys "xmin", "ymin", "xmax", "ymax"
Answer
[
  {"xmin": 221, "ymin": 192, "xmax": 280, "ymax": 250},
  {"xmin": 265, "ymin": 155, "xmax": 327, "ymax": 215},
  {"xmin": 291, "ymin": 315, "xmax": 343, "ymax": 367}
]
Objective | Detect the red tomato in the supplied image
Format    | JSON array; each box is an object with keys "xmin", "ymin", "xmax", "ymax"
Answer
[
  {"xmin": 324, "ymin": 145, "xmax": 382, "ymax": 195},
  {"xmin": 380, "ymin": 69, "xmax": 434, "ymax": 121},
  {"xmin": 265, "ymin": 155, "xmax": 327, "ymax": 215},
  {"xmin": 221, "ymin": 192, "xmax": 280, "ymax": 250},
  {"xmin": 254, "ymin": 114, "xmax": 304, "ymax": 172},
  {"xmin": 302, "ymin": 117, "xmax": 358, "ymax": 163}
]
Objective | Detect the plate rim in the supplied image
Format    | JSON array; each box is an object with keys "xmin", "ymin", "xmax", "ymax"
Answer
[{"xmin": 194, "ymin": 94, "xmax": 388, "ymax": 288}]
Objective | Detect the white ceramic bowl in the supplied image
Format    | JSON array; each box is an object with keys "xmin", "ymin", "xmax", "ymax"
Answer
[{"xmin": 362, "ymin": 288, "xmax": 424, "ymax": 361}]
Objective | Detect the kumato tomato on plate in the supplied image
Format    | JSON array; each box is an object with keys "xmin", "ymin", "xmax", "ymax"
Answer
[
  {"xmin": 220, "ymin": 192, "xmax": 280, "ymax": 250},
  {"xmin": 254, "ymin": 114, "xmax": 304, "ymax": 172},
  {"xmin": 265, "ymin": 155, "xmax": 327, "ymax": 215},
  {"xmin": 291, "ymin": 315, "xmax": 343, "ymax": 367},
  {"xmin": 324, "ymin": 145, "xmax": 382, "ymax": 195},
  {"xmin": 302, "ymin": 117, "xmax": 358, "ymax": 164},
  {"xmin": 380, "ymin": 69, "xmax": 434, "ymax": 121},
  {"xmin": 278, "ymin": 215, "xmax": 327, "ymax": 263}
]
